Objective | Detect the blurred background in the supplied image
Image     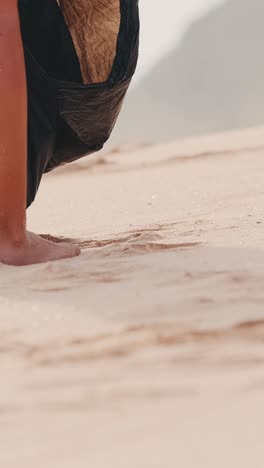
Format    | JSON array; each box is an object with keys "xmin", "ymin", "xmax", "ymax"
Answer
[{"xmin": 111, "ymin": 0, "xmax": 264, "ymax": 146}]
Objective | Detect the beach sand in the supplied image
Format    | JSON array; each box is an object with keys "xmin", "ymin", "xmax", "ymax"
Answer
[{"xmin": 1, "ymin": 126, "xmax": 264, "ymax": 467}]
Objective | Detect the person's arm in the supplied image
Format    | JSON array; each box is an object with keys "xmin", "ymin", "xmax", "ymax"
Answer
[{"xmin": 0, "ymin": 0, "xmax": 27, "ymax": 244}]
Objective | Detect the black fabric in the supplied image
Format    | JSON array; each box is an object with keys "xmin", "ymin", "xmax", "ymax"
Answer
[{"xmin": 17, "ymin": 0, "xmax": 139, "ymax": 207}]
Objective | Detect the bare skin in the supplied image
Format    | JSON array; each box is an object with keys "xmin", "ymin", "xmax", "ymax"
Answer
[{"xmin": 0, "ymin": 1, "xmax": 80, "ymax": 266}]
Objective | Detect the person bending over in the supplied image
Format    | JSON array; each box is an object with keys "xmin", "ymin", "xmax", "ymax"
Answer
[{"xmin": 0, "ymin": 0, "xmax": 139, "ymax": 265}]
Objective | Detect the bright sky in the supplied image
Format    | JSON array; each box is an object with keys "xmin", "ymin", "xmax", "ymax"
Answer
[{"xmin": 136, "ymin": 0, "xmax": 225, "ymax": 81}]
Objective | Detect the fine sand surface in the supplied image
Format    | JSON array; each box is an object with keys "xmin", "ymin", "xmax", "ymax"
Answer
[{"xmin": 2, "ymin": 126, "xmax": 264, "ymax": 467}]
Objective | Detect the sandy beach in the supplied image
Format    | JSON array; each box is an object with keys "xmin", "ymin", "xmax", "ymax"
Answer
[{"xmin": 1, "ymin": 126, "xmax": 264, "ymax": 467}]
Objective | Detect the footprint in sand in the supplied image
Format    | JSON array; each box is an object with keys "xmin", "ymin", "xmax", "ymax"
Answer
[{"xmin": 41, "ymin": 225, "xmax": 201, "ymax": 257}]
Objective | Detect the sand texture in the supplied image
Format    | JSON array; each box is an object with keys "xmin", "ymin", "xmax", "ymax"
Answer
[{"xmin": 1, "ymin": 127, "xmax": 264, "ymax": 467}]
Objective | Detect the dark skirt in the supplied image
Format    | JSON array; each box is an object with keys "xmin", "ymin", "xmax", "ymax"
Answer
[{"xmin": 17, "ymin": 0, "xmax": 139, "ymax": 207}]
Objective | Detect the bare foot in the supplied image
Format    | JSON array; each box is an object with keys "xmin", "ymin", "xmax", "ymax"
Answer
[{"xmin": 0, "ymin": 231, "xmax": 80, "ymax": 266}]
